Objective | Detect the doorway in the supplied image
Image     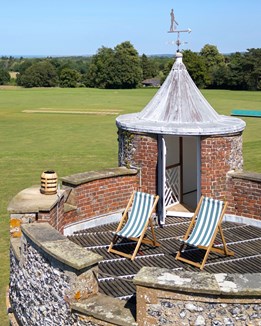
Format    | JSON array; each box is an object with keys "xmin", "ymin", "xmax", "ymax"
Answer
[{"xmin": 158, "ymin": 135, "xmax": 200, "ymax": 224}]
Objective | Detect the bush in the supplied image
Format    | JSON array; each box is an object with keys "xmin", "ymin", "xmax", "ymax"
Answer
[
  {"xmin": 59, "ymin": 68, "xmax": 81, "ymax": 88},
  {"xmin": 17, "ymin": 61, "xmax": 58, "ymax": 88},
  {"xmin": 0, "ymin": 69, "xmax": 11, "ymax": 85}
]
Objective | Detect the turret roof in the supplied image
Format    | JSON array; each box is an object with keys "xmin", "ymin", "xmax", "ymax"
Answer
[{"xmin": 116, "ymin": 52, "xmax": 245, "ymax": 135}]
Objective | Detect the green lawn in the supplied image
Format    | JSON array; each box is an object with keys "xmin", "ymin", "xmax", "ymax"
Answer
[
  {"xmin": 0, "ymin": 87, "xmax": 260, "ymax": 324},
  {"xmin": 201, "ymin": 89, "xmax": 261, "ymax": 172}
]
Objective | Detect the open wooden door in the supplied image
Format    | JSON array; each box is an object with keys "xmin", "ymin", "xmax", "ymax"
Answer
[{"xmin": 157, "ymin": 135, "xmax": 166, "ymax": 225}]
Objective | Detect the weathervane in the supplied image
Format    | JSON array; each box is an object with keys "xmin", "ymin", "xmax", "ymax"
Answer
[{"xmin": 168, "ymin": 8, "xmax": 191, "ymax": 52}]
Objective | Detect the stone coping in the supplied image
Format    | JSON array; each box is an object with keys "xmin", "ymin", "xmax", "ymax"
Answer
[
  {"xmin": 7, "ymin": 185, "xmax": 65, "ymax": 214},
  {"xmin": 61, "ymin": 167, "xmax": 138, "ymax": 186},
  {"xmin": 134, "ymin": 267, "xmax": 261, "ymax": 297},
  {"xmin": 71, "ymin": 293, "xmax": 137, "ymax": 326},
  {"xmin": 21, "ymin": 223, "xmax": 103, "ymax": 270},
  {"xmin": 10, "ymin": 238, "xmax": 21, "ymax": 261},
  {"xmin": 228, "ymin": 170, "xmax": 261, "ymax": 183}
]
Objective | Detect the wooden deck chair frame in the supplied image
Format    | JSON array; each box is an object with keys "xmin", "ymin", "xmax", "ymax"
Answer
[
  {"xmin": 108, "ymin": 191, "xmax": 160, "ymax": 261},
  {"xmin": 175, "ymin": 196, "xmax": 234, "ymax": 270}
]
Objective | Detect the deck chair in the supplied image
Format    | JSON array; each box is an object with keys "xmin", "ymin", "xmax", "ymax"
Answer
[
  {"xmin": 108, "ymin": 191, "xmax": 160, "ymax": 260},
  {"xmin": 175, "ymin": 196, "xmax": 234, "ymax": 270}
]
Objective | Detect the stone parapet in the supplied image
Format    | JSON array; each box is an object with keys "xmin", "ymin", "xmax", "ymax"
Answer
[
  {"xmin": 134, "ymin": 267, "xmax": 261, "ymax": 325},
  {"xmin": 8, "ymin": 185, "xmax": 66, "ymax": 235},
  {"xmin": 71, "ymin": 293, "xmax": 137, "ymax": 326},
  {"xmin": 61, "ymin": 167, "xmax": 138, "ymax": 227},
  {"xmin": 21, "ymin": 223, "xmax": 103, "ymax": 269},
  {"xmin": 228, "ymin": 171, "xmax": 261, "ymax": 183},
  {"xmin": 61, "ymin": 167, "xmax": 137, "ymax": 186},
  {"xmin": 9, "ymin": 222, "xmax": 103, "ymax": 325},
  {"xmin": 227, "ymin": 170, "xmax": 261, "ymax": 219},
  {"xmin": 7, "ymin": 185, "xmax": 65, "ymax": 214}
]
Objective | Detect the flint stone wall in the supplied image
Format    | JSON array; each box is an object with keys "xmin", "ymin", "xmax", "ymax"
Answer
[
  {"xmin": 9, "ymin": 223, "xmax": 103, "ymax": 326},
  {"xmin": 134, "ymin": 267, "xmax": 261, "ymax": 326}
]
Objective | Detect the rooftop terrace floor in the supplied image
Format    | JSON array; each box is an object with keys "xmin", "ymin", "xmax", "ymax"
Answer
[{"xmin": 68, "ymin": 216, "xmax": 261, "ymax": 301}]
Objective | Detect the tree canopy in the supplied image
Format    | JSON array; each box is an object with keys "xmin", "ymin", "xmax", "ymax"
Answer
[
  {"xmin": 17, "ymin": 61, "xmax": 58, "ymax": 88},
  {"xmin": 85, "ymin": 47, "xmax": 115, "ymax": 88},
  {"xmin": 59, "ymin": 68, "xmax": 81, "ymax": 88},
  {"xmin": 1, "ymin": 44, "xmax": 261, "ymax": 90},
  {"xmin": 85, "ymin": 41, "xmax": 142, "ymax": 89},
  {"xmin": 0, "ymin": 68, "xmax": 10, "ymax": 85},
  {"xmin": 140, "ymin": 54, "xmax": 158, "ymax": 80},
  {"xmin": 183, "ymin": 50, "xmax": 208, "ymax": 88}
]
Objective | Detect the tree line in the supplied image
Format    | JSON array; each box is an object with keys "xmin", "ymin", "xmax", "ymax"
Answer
[{"xmin": 0, "ymin": 42, "xmax": 260, "ymax": 90}]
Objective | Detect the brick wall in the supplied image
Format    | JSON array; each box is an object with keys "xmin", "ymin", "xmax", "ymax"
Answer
[
  {"xmin": 62, "ymin": 172, "xmax": 138, "ymax": 226},
  {"xmin": 200, "ymin": 133, "xmax": 261, "ymax": 218},
  {"xmin": 201, "ymin": 134, "xmax": 243, "ymax": 203},
  {"xmin": 9, "ymin": 130, "xmax": 260, "ymax": 238},
  {"xmin": 118, "ymin": 129, "xmax": 158, "ymax": 194},
  {"xmin": 132, "ymin": 134, "xmax": 158, "ymax": 194},
  {"xmin": 51, "ymin": 131, "xmax": 260, "ymax": 228},
  {"xmin": 61, "ymin": 208, "xmax": 78, "ymax": 232},
  {"xmin": 227, "ymin": 171, "xmax": 261, "ymax": 219},
  {"xmin": 38, "ymin": 196, "xmax": 65, "ymax": 232}
]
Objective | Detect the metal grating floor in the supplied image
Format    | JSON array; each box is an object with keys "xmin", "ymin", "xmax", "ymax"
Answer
[{"xmin": 68, "ymin": 216, "xmax": 261, "ymax": 300}]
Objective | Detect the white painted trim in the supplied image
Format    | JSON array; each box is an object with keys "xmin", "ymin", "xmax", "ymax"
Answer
[
  {"xmin": 197, "ymin": 136, "xmax": 201, "ymax": 203},
  {"xmin": 64, "ymin": 212, "xmax": 261, "ymax": 236},
  {"xmin": 224, "ymin": 214, "xmax": 261, "ymax": 228},
  {"xmin": 162, "ymin": 136, "xmax": 166, "ymax": 224},
  {"xmin": 157, "ymin": 135, "xmax": 167, "ymax": 225},
  {"xmin": 166, "ymin": 211, "xmax": 194, "ymax": 218},
  {"xmin": 63, "ymin": 210, "xmax": 123, "ymax": 236},
  {"xmin": 164, "ymin": 213, "xmax": 261, "ymax": 227}
]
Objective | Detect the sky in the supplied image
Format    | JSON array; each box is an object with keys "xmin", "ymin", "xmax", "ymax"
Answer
[{"xmin": 1, "ymin": 0, "xmax": 261, "ymax": 57}]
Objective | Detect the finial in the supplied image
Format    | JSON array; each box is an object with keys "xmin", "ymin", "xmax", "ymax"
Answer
[{"xmin": 168, "ymin": 8, "xmax": 191, "ymax": 52}]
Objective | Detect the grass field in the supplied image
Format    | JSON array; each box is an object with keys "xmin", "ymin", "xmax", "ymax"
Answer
[{"xmin": 0, "ymin": 87, "xmax": 260, "ymax": 324}]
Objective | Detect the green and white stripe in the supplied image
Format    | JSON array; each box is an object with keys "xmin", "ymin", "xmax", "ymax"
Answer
[
  {"xmin": 117, "ymin": 192, "xmax": 154, "ymax": 238},
  {"xmin": 185, "ymin": 197, "xmax": 224, "ymax": 247}
]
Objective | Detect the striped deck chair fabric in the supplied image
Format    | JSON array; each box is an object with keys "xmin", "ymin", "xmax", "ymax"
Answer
[
  {"xmin": 108, "ymin": 191, "xmax": 160, "ymax": 260},
  {"xmin": 185, "ymin": 197, "xmax": 224, "ymax": 247},
  {"xmin": 117, "ymin": 192, "xmax": 155, "ymax": 238},
  {"xmin": 176, "ymin": 196, "xmax": 234, "ymax": 269}
]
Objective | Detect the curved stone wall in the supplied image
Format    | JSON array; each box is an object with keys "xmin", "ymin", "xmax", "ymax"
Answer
[
  {"xmin": 134, "ymin": 267, "xmax": 261, "ymax": 325},
  {"xmin": 61, "ymin": 167, "xmax": 138, "ymax": 230},
  {"xmin": 7, "ymin": 163, "xmax": 261, "ymax": 325},
  {"xmin": 9, "ymin": 223, "xmax": 102, "ymax": 325}
]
